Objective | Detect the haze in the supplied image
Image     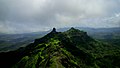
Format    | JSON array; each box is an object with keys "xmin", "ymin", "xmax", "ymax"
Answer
[{"xmin": 0, "ymin": 0, "xmax": 120, "ymax": 33}]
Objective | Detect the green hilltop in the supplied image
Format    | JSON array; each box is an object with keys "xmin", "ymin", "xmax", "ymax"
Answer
[{"xmin": 0, "ymin": 27, "xmax": 120, "ymax": 68}]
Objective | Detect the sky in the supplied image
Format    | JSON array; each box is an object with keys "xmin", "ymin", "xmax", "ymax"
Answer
[{"xmin": 0, "ymin": 0, "xmax": 120, "ymax": 33}]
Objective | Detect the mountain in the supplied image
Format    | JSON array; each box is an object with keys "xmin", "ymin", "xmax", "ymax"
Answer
[
  {"xmin": 57, "ymin": 27, "xmax": 120, "ymax": 34},
  {"xmin": 58, "ymin": 27, "xmax": 120, "ymax": 46},
  {"xmin": 0, "ymin": 28, "xmax": 120, "ymax": 68},
  {"xmin": 0, "ymin": 27, "xmax": 119, "ymax": 52}
]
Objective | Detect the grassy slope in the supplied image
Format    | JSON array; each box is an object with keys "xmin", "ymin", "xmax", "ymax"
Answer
[{"xmin": 0, "ymin": 28, "xmax": 120, "ymax": 68}]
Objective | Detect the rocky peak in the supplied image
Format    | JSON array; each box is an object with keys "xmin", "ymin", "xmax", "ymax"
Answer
[
  {"xmin": 51, "ymin": 28, "xmax": 57, "ymax": 33},
  {"xmin": 65, "ymin": 27, "xmax": 84, "ymax": 35}
]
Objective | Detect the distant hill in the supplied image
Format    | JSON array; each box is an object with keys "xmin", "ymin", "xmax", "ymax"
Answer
[
  {"xmin": 0, "ymin": 31, "xmax": 48, "ymax": 52},
  {"xmin": 0, "ymin": 27, "xmax": 120, "ymax": 68},
  {"xmin": 57, "ymin": 27, "xmax": 120, "ymax": 33}
]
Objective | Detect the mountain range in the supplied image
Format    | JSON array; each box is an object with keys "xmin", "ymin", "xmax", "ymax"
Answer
[
  {"xmin": 0, "ymin": 27, "xmax": 120, "ymax": 52},
  {"xmin": 0, "ymin": 27, "xmax": 120, "ymax": 68}
]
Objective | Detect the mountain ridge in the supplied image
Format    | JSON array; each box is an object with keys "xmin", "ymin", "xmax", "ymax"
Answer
[{"xmin": 0, "ymin": 27, "xmax": 120, "ymax": 68}]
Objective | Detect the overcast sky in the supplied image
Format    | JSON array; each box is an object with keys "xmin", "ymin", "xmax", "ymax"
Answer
[{"xmin": 0, "ymin": 0, "xmax": 120, "ymax": 33}]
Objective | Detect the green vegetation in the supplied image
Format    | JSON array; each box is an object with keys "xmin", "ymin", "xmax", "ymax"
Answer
[{"xmin": 0, "ymin": 27, "xmax": 120, "ymax": 68}]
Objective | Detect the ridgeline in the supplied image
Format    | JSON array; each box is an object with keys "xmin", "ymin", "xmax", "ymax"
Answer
[{"xmin": 0, "ymin": 28, "xmax": 120, "ymax": 68}]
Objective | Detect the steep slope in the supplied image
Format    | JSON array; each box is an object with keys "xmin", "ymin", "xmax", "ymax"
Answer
[
  {"xmin": 13, "ymin": 28, "xmax": 87, "ymax": 68},
  {"xmin": 0, "ymin": 28, "xmax": 120, "ymax": 68}
]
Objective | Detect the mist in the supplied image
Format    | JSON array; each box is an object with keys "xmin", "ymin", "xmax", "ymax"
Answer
[{"xmin": 0, "ymin": 0, "xmax": 120, "ymax": 33}]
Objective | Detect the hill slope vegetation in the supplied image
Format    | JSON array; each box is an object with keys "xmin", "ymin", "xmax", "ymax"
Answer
[{"xmin": 0, "ymin": 27, "xmax": 120, "ymax": 68}]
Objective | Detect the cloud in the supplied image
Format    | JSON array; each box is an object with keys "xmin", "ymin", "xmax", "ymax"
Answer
[{"xmin": 0, "ymin": 0, "xmax": 120, "ymax": 33}]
